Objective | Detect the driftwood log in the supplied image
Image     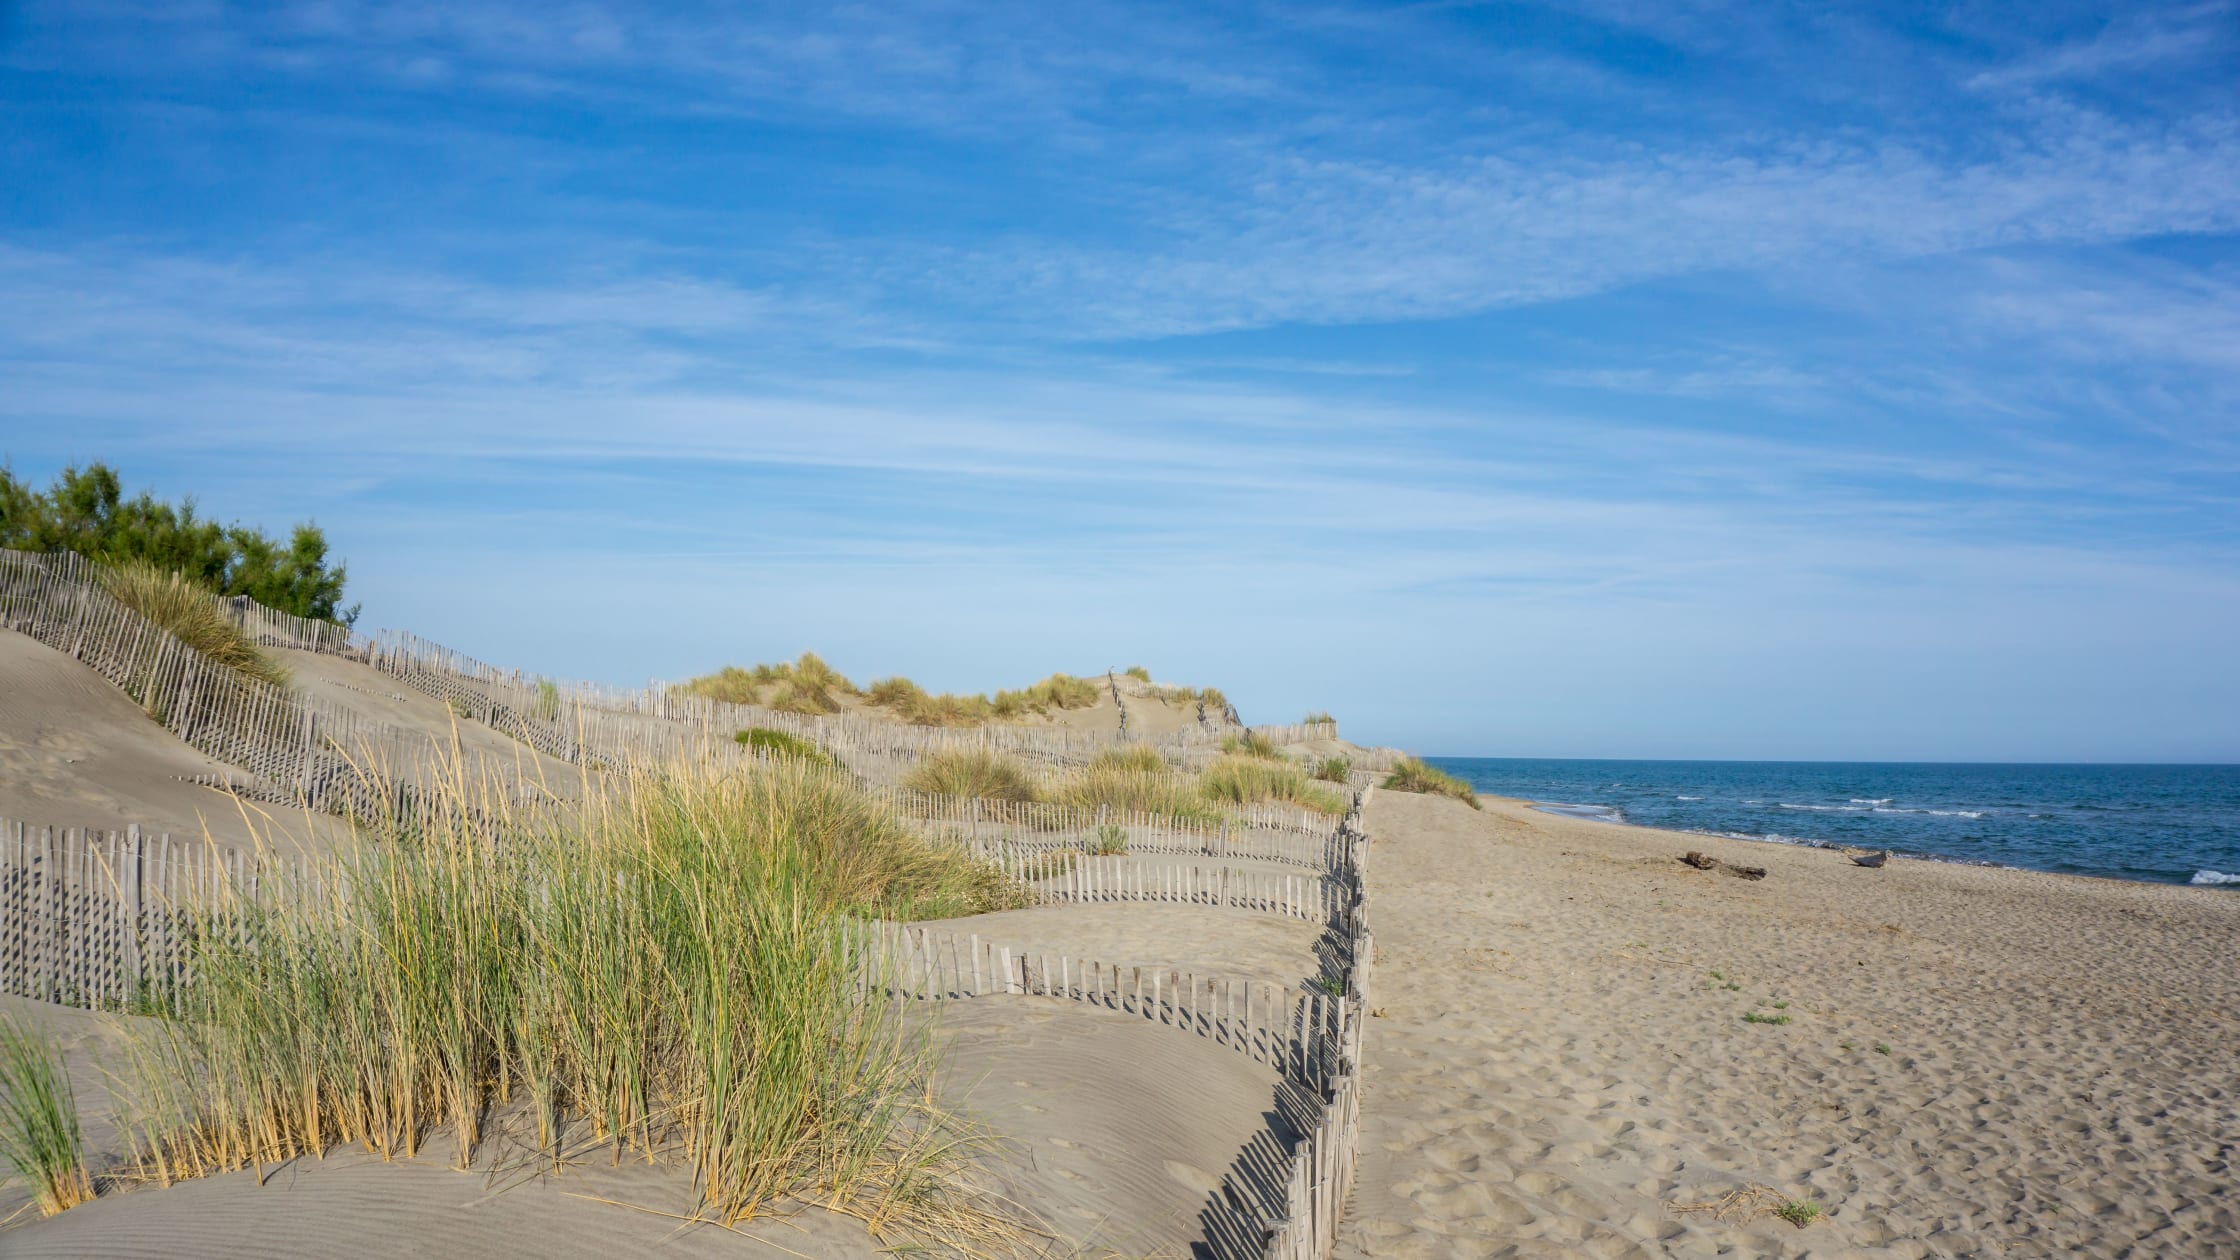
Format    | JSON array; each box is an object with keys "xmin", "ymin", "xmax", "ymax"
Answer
[{"xmin": 1680, "ymin": 851, "xmax": 1767, "ymax": 881}]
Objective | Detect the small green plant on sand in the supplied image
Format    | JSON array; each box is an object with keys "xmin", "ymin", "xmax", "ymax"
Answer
[
  {"xmin": 1721, "ymin": 980, "xmax": 1742, "ymax": 991},
  {"xmin": 1381, "ymin": 757, "xmax": 1480, "ymax": 809},
  {"xmin": 1773, "ymin": 1198, "xmax": 1824, "ymax": 1228},
  {"xmin": 1311, "ymin": 974, "xmax": 1345, "ymax": 997},
  {"xmin": 1092, "ymin": 824, "xmax": 1128, "ymax": 856},
  {"xmin": 1875, "ymin": 1043, "xmax": 1891, "ymax": 1055},
  {"xmin": 1742, "ymin": 1011, "xmax": 1792, "ymax": 1026},
  {"xmin": 1772, "ymin": 1000, "xmax": 1790, "ymax": 1009},
  {"xmin": 0, "ymin": 1016, "xmax": 95, "ymax": 1216},
  {"xmin": 1707, "ymin": 970, "xmax": 1725, "ymax": 980},
  {"xmin": 1313, "ymin": 756, "xmax": 1351, "ymax": 783}
]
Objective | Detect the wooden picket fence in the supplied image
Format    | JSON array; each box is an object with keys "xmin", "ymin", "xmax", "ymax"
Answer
[
  {"xmin": 0, "ymin": 818, "xmax": 327, "ymax": 1014},
  {"xmin": 1251, "ymin": 790, "xmax": 1373, "ymax": 1260},
  {"xmin": 877, "ymin": 783, "xmax": 1347, "ymax": 863},
  {"xmin": 845, "ymin": 919, "xmax": 1351, "ymax": 1093},
  {"xmin": 985, "ymin": 852, "xmax": 1346, "ymax": 923},
  {"xmin": 0, "ymin": 550, "xmax": 559, "ymax": 819}
]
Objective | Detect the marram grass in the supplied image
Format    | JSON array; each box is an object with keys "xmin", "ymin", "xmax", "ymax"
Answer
[
  {"xmin": 119, "ymin": 753, "xmax": 1023, "ymax": 1245},
  {"xmin": 1197, "ymin": 755, "xmax": 1349, "ymax": 816},
  {"xmin": 902, "ymin": 748, "xmax": 1038, "ymax": 802},
  {"xmin": 97, "ymin": 559, "xmax": 291, "ymax": 690},
  {"xmin": 1383, "ymin": 756, "xmax": 1481, "ymax": 809},
  {"xmin": 0, "ymin": 1015, "xmax": 95, "ymax": 1216}
]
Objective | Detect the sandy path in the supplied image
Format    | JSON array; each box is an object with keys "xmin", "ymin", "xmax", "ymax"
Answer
[{"xmin": 1335, "ymin": 792, "xmax": 2240, "ymax": 1260}]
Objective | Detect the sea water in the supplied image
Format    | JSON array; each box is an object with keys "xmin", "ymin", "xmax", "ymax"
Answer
[{"xmin": 1426, "ymin": 758, "xmax": 2240, "ymax": 887}]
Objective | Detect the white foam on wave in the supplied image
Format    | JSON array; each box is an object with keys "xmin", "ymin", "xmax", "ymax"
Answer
[
  {"xmin": 1676, "ymin": 795, "xmax": 1704, "ymax": 801},
  {"xmin": 2192, "ymin": 870, "xmax": 2240, "ymax": 886},
  {"xmin": 1778, "ymin": 802, "xmax": 1868, "ymax": 812},
  {"xmin": 1869, "ymin": 806, "xmax": 1987, "ymax": 819},
  {"xmin": 1850, "ymin": 798, "xmax": 1892, "ymax": 805}
]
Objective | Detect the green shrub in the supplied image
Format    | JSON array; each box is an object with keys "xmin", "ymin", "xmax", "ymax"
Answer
[
  {"xmin": 3, "ymin": 461, "xmax": 356, "ymax": 624},
  {"xmin": 0, "ymin": 1016, "xmax": 94, "ymax": 1216},
  {"xmin": 1382, "ymin": 757, "xmax": 1480, "ymax": 809},
  {"xmin": 1313, "ymin": 756, "xmax": 1351, "ymax": 783},
  {"xmin": 1092, "ymin": 824, "xmax": 1128, "ymax": 855},
  {"xmin": 1199, "ymin": 755, "xmax": 1348, "ymax": 816},
  {"xmin": 118, "ymin": 755, "xmax": 1021, "ymax": 1237},
  {"xmin": 902, "ymin": 749, "xmax": 1038, "ymax": 802},
  {"xmin": 734, "ymin": 727, "xmax": 836, "ymax": 768},
  {"xmin": 98, "ymin": 559, "xmax": 292, "ymax": 689}
]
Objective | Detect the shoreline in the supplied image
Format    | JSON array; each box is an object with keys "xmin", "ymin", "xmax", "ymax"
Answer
[{"xmin": 1509, "ymin": 793, "xmax": 2239, "ymax": 890}]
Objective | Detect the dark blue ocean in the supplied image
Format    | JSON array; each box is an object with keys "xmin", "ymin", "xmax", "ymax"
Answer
[{"xmin": 1425, "ymin": 758, "xmax": 2240, "ymax": 887}]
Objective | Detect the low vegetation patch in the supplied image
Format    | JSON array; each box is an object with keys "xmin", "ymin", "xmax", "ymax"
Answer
[
  {"xmin": 1301, "ymin": 711, "xmax": 1334, "ymax": 726},
  {"xmin": 1122, "ymin": 665, "xmax": 1151, "ymax": 682},
  {"xmin": 1741, "ymin": 1011, "xmax": 1792, "ymax": 1026},
  {"xmin": 1220, "ymin": 730, "xmax": 1282, "ymax": 760},
  {"xmin": 0, "ymin": 1015, "xmax": 95, "ymax": 1217},
  {"xmin": 734, "ymin": 726, "xmax": 836, "ymax": 768},
  {"xmin": 119, "ymin": 755, "xmax": 1022, "ymax": 1240},
  {"xmin": 98, "ymin": 559, "xmax": 292, "ymax": 689},
  {"xmin": 1382, "ymin": 757, "xmax": 1480, "ymax": 809},
  {"xmin": 1313, "ymin": 755, "xmax": 1351, "ymax": 783},
  {"xmin": 903, "ymin": 748, "xmax": 1038, "ymax": 802}
]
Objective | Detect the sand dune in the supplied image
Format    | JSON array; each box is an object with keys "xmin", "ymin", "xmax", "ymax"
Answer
[
  {"xmin": 0, "ymin": 633, "xmax": 342, "ymax": 852},
  {"xmin": 1336, "ymin": 792, "xmax": 2240, "ymax": 1259}
]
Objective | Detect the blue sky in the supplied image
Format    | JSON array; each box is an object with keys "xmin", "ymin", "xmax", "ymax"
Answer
[{"xmin": 3, "ymin": 2, "xmax": 2237, "ymax": 761}]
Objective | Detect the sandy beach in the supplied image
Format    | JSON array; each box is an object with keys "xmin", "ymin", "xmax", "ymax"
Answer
[{"xmin": 1337, "ymin": 791, "xmax": 2240, "ymax": 1259}]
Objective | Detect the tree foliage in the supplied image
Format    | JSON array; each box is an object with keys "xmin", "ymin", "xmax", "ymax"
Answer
[{"xmin": 0, "ymin": 463, "xmax": 358, "ymax": 625}]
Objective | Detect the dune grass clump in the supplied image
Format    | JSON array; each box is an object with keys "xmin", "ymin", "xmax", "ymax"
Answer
[
  {"xmin": 682, "ymin": 653, "xmax": 858, "ymax": 713},
  {"xmin": 97, "ymin": 559, "xmax": 291, "ymax": 689},
  {"xmin": 1199, "ymin": 754, "xmax": 1348, "ymax": 816},
  {"xmin": 120, "ymin": 755, "xmax": 1021, "ymax": 1238},
  {"xmin": 1221, "ymin": 730, "xmax": 1281, "ymax": 760},
  {"xmin": 996, "ymin": 673, "xmax": 1099, "ymax": 715},
  {"xmin": 1122, "ymin": 665, "xmax": 1151, "ymax": 682},
  {"xmin": 1048, "ymin": 746, "xmax": 1223, "ymax": 827},
  {"xmin": 1314, "ymin": 756, "xmax": 1351, "ymax": 783},
  {"xmin": 0, "ymin": 1016, "xmax": 95, "ymax": 1217},
  {"xmin": 902, "ymin": 748, "xmax": 1038, "ymax": 802},
  {"xmin": 1301, "ymin": 711, "xmax": 1334, "ymax": 726},
  {"xmin": 867, "ymin": 677, "xmax": 992, "ymax": 727},
  {"xmin": 734, "ymin": 726, "xmax": 836, "ymax": 768},
  {"xmin": 1383, "ymin": 756, "xmax": 1481, "ymax": 809}
]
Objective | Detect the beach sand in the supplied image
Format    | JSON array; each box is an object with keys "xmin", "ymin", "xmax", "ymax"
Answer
[{"xmin": 1336, "ymin": 791, "xmax": 2240, "ymax": 1259}]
